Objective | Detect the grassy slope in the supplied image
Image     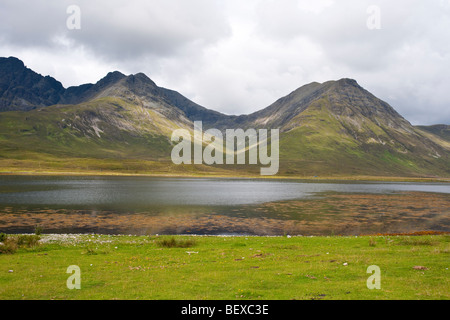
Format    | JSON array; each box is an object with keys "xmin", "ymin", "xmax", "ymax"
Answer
[
  {"xmin": 0, "ymin": 234, "xmax": 448, "ymax": 300},
  {"xmin": 0, "ymin": 97, "xmax": 174, "ymax": 159}
]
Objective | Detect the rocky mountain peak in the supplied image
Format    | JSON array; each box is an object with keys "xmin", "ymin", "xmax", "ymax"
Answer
[
  {"xmin": 100, "ymin": 71, "xmax": 126, "ymax": 84},
  {"xmin": 0, "ymin": 56, "xmax": 25, "ymax": 69},
  {"xmin": 0, "ymin": 56, "xmax": 65, "ymax": 111},
  {"xmin": 335, "ymin": 78, "xmax": 360, "ymax": 87}
]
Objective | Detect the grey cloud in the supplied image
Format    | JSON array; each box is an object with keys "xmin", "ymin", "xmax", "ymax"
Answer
[
  {"xmin": 254, "ymin": 0, "xmax": 435, "ymax": 71},
  {"xmin": 0, "ymin": 0, "xmax": 67, "ymax": 47},
  {"xmin": 68, "ymin": 0, "xmax": 231, "ymax": 61},
  {"xmin": 0, "ymin": 0, "xmax": 231, "ymax": 61}
]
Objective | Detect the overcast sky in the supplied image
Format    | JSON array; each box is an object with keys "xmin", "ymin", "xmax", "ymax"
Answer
[{"xmin": 1, "ymin": 0, "xmax": 449, "ymax": 125}]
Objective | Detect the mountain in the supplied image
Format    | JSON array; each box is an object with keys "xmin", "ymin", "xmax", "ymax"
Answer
[
  {"xmin": 0, "ymin": 57, "xmax": 448, "ymax": 178},
  {"xmin": 269, "ymin": 79, "xmax": 449, "ymax": 176}
]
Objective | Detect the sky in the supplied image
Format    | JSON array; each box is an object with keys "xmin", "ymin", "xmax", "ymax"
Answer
[{"xmin": 1, "ymin": 0, "xmax": 449, "ymax": 125}]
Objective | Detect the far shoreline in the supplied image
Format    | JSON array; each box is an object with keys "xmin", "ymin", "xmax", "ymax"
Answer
[{"xmin": 1, "ymin": 170, "xmax": 449, "ymax": 183}]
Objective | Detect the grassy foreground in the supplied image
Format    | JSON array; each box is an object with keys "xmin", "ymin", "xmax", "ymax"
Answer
[{"xmin": 0, "ymin": 233, "xmax": 449, "ymax": 300}]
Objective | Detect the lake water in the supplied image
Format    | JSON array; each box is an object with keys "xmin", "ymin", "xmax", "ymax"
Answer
[{"xmin": 0, "ymin": 175, "xmax": 449, "ymax": 235}]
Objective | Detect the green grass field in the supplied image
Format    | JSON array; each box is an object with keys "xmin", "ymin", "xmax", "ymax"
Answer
[{"xmin": 0, "ymin": 233, "xmax": 448, "ymax": 300}]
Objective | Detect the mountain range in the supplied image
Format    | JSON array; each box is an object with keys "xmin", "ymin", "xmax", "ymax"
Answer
[{"xmin": 0, "ymin": 56, "xmax": 449, "ymax": 178}]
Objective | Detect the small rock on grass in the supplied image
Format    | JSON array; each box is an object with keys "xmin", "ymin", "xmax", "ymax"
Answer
[{"xmin": 413, "ymin": 266, "xmax": 428, "ymax": 270}]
